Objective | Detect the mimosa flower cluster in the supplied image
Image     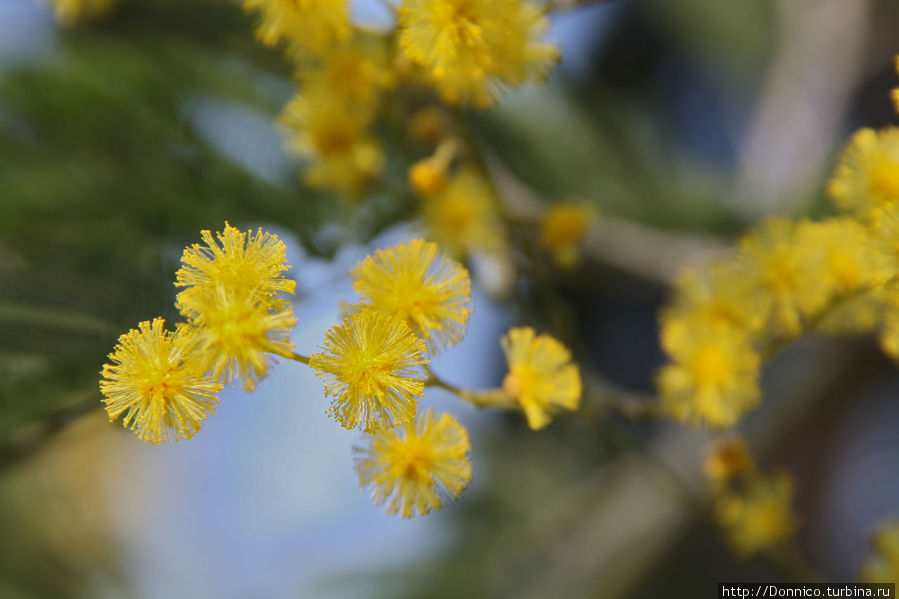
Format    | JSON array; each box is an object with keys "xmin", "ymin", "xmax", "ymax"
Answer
[
  {"xmin": 251, "ymin": 0, "xmax": 558, "ymax": 201},
  {"xmin": 657, "ymin": 58, "xmax": 899, "ymax": 429},
  {"xmin": 703, "ymin": 437, "xmax": 798, "ymax": 557},
  {"xmin": 99, "ymin": 225, "xmax": 582, "ymax": 517}
]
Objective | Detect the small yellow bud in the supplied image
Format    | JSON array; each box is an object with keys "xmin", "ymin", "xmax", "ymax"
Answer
[
  {"xmin": 409, "ymin": 159, "xmax": 449, "ymax": 196},
  {"xmin": 539, "ymin": 202, "xmax": 596, "ymax": 268},
  {"xmin": 703, "ymin": 437, "xmax": 755, "ymax": 481},
  {"xmin": 408, "ymin": 139, "xmax": 459, "ymax": 197}
]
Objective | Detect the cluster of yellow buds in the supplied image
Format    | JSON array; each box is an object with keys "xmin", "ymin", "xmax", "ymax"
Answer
[
  {"xmin": 657, "ymin": 57, "xmax": 899, "ymax": 429},
  {"xmin": 237, "ymin": 0, "xmax": 599, "ymax": 285},
  {"xmin": 99, "ymin": 225, "xmax": 582, "ymax": 517},
  {"xmin": 704, "ymin": 437, "xmax": 798, "ymax": 557},
  {"xmin": 238, "ymin": 0, "xmax": 558, "ymax": 200}
]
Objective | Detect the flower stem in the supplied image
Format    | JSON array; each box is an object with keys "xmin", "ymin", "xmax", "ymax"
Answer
[
  {"xmin": 423, "ymin": 365, "xmax": 515, "ymax": 408},
  {"xmin": 286, "ymin": 351, "xmax": 310, "ymax": 365}
]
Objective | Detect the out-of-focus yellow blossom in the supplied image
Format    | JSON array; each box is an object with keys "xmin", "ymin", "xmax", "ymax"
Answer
[
  {"xmin": 738, "ymin": 218, "xmax": 825, "ymax": 337},
  {"xmin": 304, "ymin": 141, "xmax": 385, "ymax": 197},
  {"xmin": 716, "ymin": 473, "xmax": 797, "ymax": 556},
  {"xmin": 660, "ymin": 260, "xmax": 762, "ymax": 351},
  {"xmin": 538, "ymin": 202, "xmax": 596, "ymax": 268},
  {"xmin": 794, "ymin": 219, "xmax": 879, "ymax": 334},
  {"xmin": 398, "ymin": 0, "xmax": 558, "ymax": 106},
  {"xmin": 100, "ymin": 318, "xmax": 222, "ymax": 444},
  {"xmin": 818, "ymin": 291, "xmax": 886, "ymax": 336},
  {"xmin": 354, "ymin": 408, "xmax": 472, "ymax": 518},
  {"xmin": 828, "ymin": 127, "xmax": 899, "ymax": 216},
  {"xmin": 175, "ymin": 222, "xmax": 295, "ymax": 317},
  {"xmin": 410, "ymin": 106, "xmax": 451, "ymax": 147},
  {"xmin": 295, "ymin": 38, "xmax": 394, "ymax": 113},
  {"xmin": 861, "ymin": 520, "xmax": 899, "ymax": 583},
  {"xmin": 188, "ymin": 287, "xmax": 297, "ymax": 391},
  {"xmin": 408, "ymin": 139, "xmax": 458, "ymax": 197},
  {"xmin": 351, "ymin": 239, "xmax": 472, "ymax": 353},
  {"xmin": 422, "ymin": 168, "xmax": 505, "ymax": 256},
  {"xmin": 498, "ymin": 327, "xmax": 581, "ymax": 430},
  {"xmin": 310, "ymin": 310, "xmax": 428, "ymax": 431},
  {"xmin": 243, "ymin": 0, "xmax": 350, "ymax": 55},
  {"xmin": 279, "ymin": 90, "xmax": 384, "ymax": 197},
  {"xmin": 657, "ymin": 325, "xmax": 760, "ymax": 428},
  {"xmin": 490, "ymin": 0, "xmax": 559, "ymax": 89},
  {"xmin": 46, "ymin": 0, "xmax": 117, "ymax": 24},
  {"xmin": 703, "ymin": 436, "xmax": 755, "ymax": 481},
  {"xmin": 868, "ymin": 203, "xmax": 899, "ymax": 287},
  {"xmin": 796, "ymin": 219, "xmax": 874, "ymax": 297}
]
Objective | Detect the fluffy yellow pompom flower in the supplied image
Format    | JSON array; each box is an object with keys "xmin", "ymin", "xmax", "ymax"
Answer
[
  {"xmin": 797, "ymin": 218, "xmax": 874, "ymax": 297},
  {"xmin": 660, "ymin": 260, "xmax": 762, "ymax": 351},
  {"xmin": 354, "ymin": 408, "xmax": 472, "ymax": 518},
  {"xmin": 828, "ymin": 127, "xmax": 899, "ymax": 216},
  {"xmin": 738, "ymin": 218, "xmax": 825, "ymax": 337},
  {"xmin": 715, "ymin": 473, "xmax": 797, "ymax": 556},
  {"xmin": 100, "ymin": 318, "xmax": 222, "ymax": 444},
  {"xmin": 175, "ymin": 222, "xmax": 295, "ymax": 317},
  {"xmin": 188, "ymin": 287, "xmax": 297, "ymax": 391},
  {"xmin": 498, "ymin": 327, "xmax": 581, "ymax": 430},
  {"xmin": 46, "ymin": 0, "xmax": 117, "ymax": 24},
  {"xmin": 279, "ymin": 90, "xmax": 384, "ymax": 197},
  {"xmin": 658, "ymin": 325, "xmax": 760, "ymax": 428},
  {"xmin": 423, "ymin": 168, "xmax": 505, "ymax": 257},
  {"xmin": 295, "ymin": 38, "xmax": 393, "ymax": 111},
  {"xmin": 398, "ymin": 0, "xmax": 558, "ymax": 106},
  {"xmin": 280, "ymin": 90, "xmax": 374, "ymax": 158},
  {"xmin": 867, "ymin": 203, "xmax": 899, "ymax": 287},
  {"xmin": 351, "ymin": 239, "xmax": 472, "ymax": 353},
  {"xmin": 243, "ymin": 0, "xmax": 350, "ymax": 55},
  {"xmin": 794, "ymin": 218, "xmax": 880, "ymax": 334},
  {"xmin": 861, "ymin": 520, "xmax": 899, "ymax": 583},
  {"xmin": 310, "ymin": 310, "xmax": 429, "ymax": 431},
  {"xmin": 539, "ymin": 203, "xmax": 597, "ymax": 268}
]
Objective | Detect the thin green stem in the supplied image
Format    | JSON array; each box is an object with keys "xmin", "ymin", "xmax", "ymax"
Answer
[
  {"xmin": 423, "ymin": 365, "xmax": 514, "ymax": 409},
  {"xmin": 285, "ymin": 351, "xmax": 310, "ymax": 365}
]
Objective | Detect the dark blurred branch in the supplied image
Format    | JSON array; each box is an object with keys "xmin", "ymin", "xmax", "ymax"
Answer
[
  {"xmin": 483, "ymin": 148, "xmax": 731, "ymax": 285},
  {"xmin": 732, "ymin": 0, "xmax": 872, "ymax": 216}
]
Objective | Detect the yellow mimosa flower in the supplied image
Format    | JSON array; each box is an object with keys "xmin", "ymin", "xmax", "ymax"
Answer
[
  {"xmin": 351, "ymin": 239, "xmax": 472, "ymax": 353},
  {"xmin": 354, "ymin": 408, "xmax": 472, "ymax": 518},
  {"xmin": 100, "ymin": 318, "xmax": 222, "ymax": 444},
  {"xmin": 310, "ymin": 310, "xmax": 429, "ymax": 431},
  {"xmin": 499, "ymin": 327, "xmax": 581, "ymax": 430}
]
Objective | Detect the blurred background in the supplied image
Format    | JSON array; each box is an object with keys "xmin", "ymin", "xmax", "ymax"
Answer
[{"xmin": 2, "ymin": 0, "xmax": 899, "ymax": 597}]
